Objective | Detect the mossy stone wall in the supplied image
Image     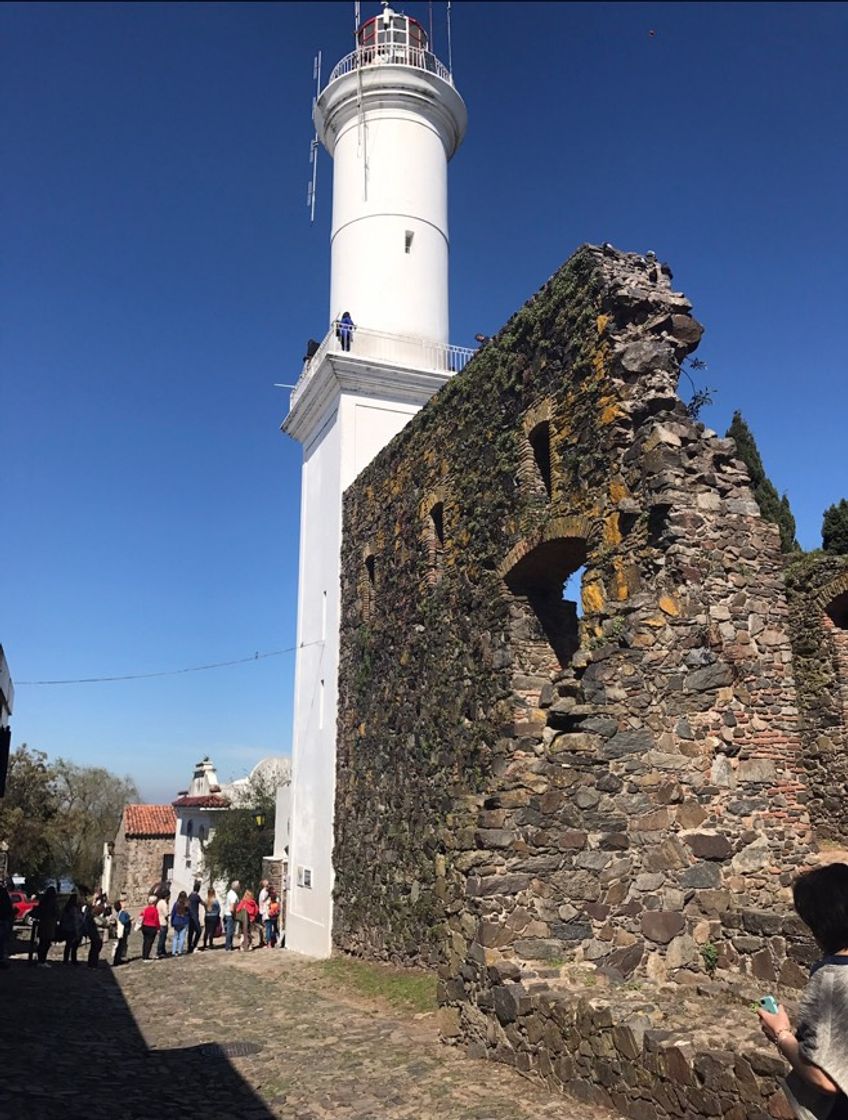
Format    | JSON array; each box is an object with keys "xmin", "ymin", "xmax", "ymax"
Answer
[{"xmin": 335, "ymin": 245, "xmax": 815, "ymax": 1001}]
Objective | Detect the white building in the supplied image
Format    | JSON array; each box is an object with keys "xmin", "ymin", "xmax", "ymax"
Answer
[
  {"xmin": 170, "ymin": 757, "xmax": 232, "ymax": 901},
  {"xmin": 282, "ymin": 5, "xmax": 468, "ymax": 958},
  {"xmin": 170, "ymin": 756, "xmax": 292, "ymax": 902}
]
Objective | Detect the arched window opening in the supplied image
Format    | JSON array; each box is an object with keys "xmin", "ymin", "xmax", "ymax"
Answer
[
  {"xmin": 361, "ymin": 553, "xmax": 377, "ymax": 622},
  {"xmin": 528, "ymin": 421, "xmax": 552, "ymax": 498},
  {"xmin": 185, "ymin": 819, "xmax": 193, "ymax": 860},
  {"xmin": 426, "ymin": 502, "xmax": 446, "ymax": 584},
  {"xmin": 430, "ymin": 502, "xmax": 444, "ymax": 547},
  {"xmin": 504, "ymin": 537, "xmax": 587, "ymax": 669},
  {"xmin": 826, "ymin": 591, "xmax": 848, "ymax": 630}
]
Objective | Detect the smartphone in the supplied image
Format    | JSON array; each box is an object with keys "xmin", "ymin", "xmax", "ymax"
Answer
[{"xmin": 759, "ymin": 995, "xmax": 779, "ymax": 1015}]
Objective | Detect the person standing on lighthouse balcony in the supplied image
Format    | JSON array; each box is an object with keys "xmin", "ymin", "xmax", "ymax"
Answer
[{"xmin": 336, "ymin": 311, "xmax": 354, "ymax": 351}]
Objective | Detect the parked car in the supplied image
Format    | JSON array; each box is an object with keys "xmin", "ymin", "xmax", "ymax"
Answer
[{"xmin": 9, "ymin": 890, "xmax": 38, "ymax": 926}]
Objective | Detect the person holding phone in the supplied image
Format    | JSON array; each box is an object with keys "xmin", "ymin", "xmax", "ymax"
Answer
[{"xmin": 758, "ymin": 863, "xmax": 848, "ymax": 1119}]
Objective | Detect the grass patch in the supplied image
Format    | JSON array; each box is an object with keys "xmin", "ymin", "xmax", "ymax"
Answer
[{"xmin": 318, "ymin": 956, "xmax": 438, "ymax": 1014}]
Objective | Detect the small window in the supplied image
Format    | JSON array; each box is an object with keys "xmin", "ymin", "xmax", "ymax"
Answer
[
  {"xmin": 405, "ymin": 230, "xmax": 414, "ymax": 254},
  {"xmin": 528, "ymin": 421, "xmax": 552, "ymax": 497},
  {"xmin": 425, "ymin": 501, "xmax": 446, "ymax": 585},
  {"xmin": 297, "ymin": 866, "xmax": 313, "ymax": 890},
  {"xmin": 430, "ymin": 502, "xmax": 444, "ymax": 547},
  {"xmin": 185, "ymin": 819, "xmax": 193, "ymax": 859},
  {"xmin": 361, "ymin": 553, "xmax": 377, "ymax": 622}
]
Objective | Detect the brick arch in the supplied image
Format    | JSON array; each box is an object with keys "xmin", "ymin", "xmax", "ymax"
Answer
[
  {"xmin": 499, "ymin": 519, "xmax": 595, "ymax": 672},
  {"xmin": 519, "ymin": 399, "xmax": 556, "ymax": 499},
  {"xmin": 419, "ymin": 486, "xmax": 450, "ymax": 588},
  {"xmin": 817, "ymin": 572, "xmax": 848, "ymax": 627},
  {"xmin": 496, "ymin": 516, "xmax": 595, "ymax": 584}
]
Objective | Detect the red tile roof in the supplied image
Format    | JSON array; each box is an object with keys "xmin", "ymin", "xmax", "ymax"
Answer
[
  {"xmin": 124, "ymin": 804, "xmax": 176, "ymax": 838},
  {"xmin": 172, "ymin": 794, "xmax": 231, "ymax": 809}
]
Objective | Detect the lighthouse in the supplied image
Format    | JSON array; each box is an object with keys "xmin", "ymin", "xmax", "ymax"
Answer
[{"xmin": 282, "ymin": 5, "xmax": 469, "ymax": 958}]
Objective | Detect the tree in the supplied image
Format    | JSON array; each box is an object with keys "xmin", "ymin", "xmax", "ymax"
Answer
[
  {"xmin": 822, "ymin": 499, "xmax": 848, "ymax": 555},
  {"xmin": 726, "ymin": 411, "xmax": 799, "ymax": 553},
  {"xmin": 0, "ymin": 745, "xmax": 57, "ymax": 884},
  {"xmin": 202, "ymin": 775, "xmax": 276, "ymax": 892},
  {"xmin": 48, "ymin": 759, "xmax": 138, "ymax": 892}
]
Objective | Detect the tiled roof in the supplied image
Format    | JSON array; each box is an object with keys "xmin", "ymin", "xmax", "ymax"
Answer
[
  {"xmin": 172, "ymin": 794, "xmax": 231, "ymax": 809},
  {"xmin": 124, "ymin": 804, "xmax": 176, "ymax": 838}
]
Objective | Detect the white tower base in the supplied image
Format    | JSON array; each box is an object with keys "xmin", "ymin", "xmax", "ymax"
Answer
[{"xmin": 283, "ymin": 337, "xmax": 470, "ymax": 959}]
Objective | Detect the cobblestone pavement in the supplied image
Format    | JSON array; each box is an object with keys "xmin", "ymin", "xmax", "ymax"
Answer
[{"xmin": 1, "ymin": 931, "xmax": 612, "ymax": 1120}]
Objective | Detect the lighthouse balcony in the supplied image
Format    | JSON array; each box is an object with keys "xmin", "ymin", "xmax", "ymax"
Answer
[
  {"xmin": 283, "ymin": 324, "xmax": 475, "ymax": 439},
  {"xmin": 327, "ymin": 44, "xmax": 453, "ymax": 87},
  {"xmin": 295, "ymin": 323, "xmax": 474, "ymax": 393}
]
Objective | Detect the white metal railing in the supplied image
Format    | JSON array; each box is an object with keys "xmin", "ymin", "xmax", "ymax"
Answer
[
  {"xmin": 291, "ymin": 323, "xmax": 475, "ymax": 401},
  {"xmin": 326, "ymin": 45, "xmax": 452, "ymax": 87}
]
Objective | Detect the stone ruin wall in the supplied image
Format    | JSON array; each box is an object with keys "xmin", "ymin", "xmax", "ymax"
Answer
[
  {"xmin": 111, "ymin": 830, "xmax": 174, "ymax": 912},
  {"xmin": 333, "ymin": 244, "xmax": 833, "ymax": 1111}
]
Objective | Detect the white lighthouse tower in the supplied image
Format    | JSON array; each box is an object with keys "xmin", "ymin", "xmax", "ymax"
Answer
[{"xmin": 282, "ymin": 5, "xmax": 469, "ymax": 958}]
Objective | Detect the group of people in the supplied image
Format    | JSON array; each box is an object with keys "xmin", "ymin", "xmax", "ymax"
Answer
[
  {"xmin": 133, "ymin": 878, "xmax": 282, "ymax": 961},
  {"xmin": 0, "ymin": 877, "xmax": 283, "ymax": 968},
  {"xmin": 9, "ymin": 886, "xmax": 116, "ymax": 969}
]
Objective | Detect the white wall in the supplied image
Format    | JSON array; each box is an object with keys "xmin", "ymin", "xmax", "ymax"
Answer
[
  {"xmin": 273, "ymin": 783, "xmax": 291, "ymax": 859},
  {"xmin": 285, "ymin": 389, "xmax": 423, "ymax": 958},
  {"xmin": 170, "ymin": 809, "xmax": 224, "ymax": 902}
]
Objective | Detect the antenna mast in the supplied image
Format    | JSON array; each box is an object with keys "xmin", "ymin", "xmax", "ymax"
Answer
[
  {"xmin": 306, "ymin": 50, "xmax": 322, "ymax": 223},
  {"xmin": 446, "ymin": 1, "xmax": 453, "ymax": 77}
]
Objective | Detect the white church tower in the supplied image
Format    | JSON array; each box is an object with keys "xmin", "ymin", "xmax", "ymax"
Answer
[{"xmin": 282, "ymin": 4, "xmax": 468, "ymax": 958}]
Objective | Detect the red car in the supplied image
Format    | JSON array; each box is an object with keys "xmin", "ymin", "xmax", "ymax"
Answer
[{"xmin": 9, "ymin": 891, "xmax": 38, "ymax": 925}]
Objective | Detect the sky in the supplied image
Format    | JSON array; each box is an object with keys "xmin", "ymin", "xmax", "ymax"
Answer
[{"xmin": 3, "ymin": 1, "xmax": 846, "ymax": 802}]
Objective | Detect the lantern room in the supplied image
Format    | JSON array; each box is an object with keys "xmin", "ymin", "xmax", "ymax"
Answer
[{"xmin": 358, "ymin": 7, "xmax": 429, "ymax": 53}]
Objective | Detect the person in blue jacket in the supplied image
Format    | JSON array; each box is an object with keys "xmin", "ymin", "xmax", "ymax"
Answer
[{"xmin": 336, "ymin": 311, "xmax": 354, "ymax": 352}]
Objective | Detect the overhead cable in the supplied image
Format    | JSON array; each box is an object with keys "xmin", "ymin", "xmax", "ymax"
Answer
[{"xmin": 16, "ymin": 640, "xmax": 323, "ymax": 686}]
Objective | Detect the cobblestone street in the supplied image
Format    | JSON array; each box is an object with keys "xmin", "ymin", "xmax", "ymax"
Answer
[{"xmin": 1, "ymin": 934, "xmax": 611, "ymax": 1120}]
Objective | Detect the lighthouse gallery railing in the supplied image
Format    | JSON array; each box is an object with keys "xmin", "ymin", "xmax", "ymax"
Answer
[
  {"xmin": 291, "ymin": 324, "xmax": 475, "ymax": 402},
  {"xmin": 326, "ymin": 45, "xmax": 453, "ymax": 87}
]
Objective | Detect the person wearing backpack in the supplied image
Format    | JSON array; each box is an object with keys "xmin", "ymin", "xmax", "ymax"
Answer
[
  {"xmin": 170, "ymin": 891, "xmax": 190, "ymax": 956},
  {"xmin": 265, "ymin": 890, "xmax": 280, "ymax": 949}
]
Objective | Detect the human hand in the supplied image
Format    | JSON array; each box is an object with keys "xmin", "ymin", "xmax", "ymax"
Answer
[{"xmin": 758, "ymin": 1004, "xmax": 791, "ymax": 1043}]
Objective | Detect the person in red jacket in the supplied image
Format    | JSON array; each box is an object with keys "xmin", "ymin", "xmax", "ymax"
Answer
[
  {"xmin": 140, "ymin": 895, "xmax": 160, "ymax": 961},
  {"xmin": 236, "ymin": 889, "xmax": 259, "ymax": 951}
]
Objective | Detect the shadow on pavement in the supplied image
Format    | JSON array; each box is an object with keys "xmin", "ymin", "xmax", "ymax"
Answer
[{"xmin": 0, "ymin": 930, "xmax": 276, "ymax": 1120}]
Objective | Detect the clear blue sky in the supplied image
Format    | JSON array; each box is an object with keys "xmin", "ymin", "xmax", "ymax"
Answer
[{"xmin": 3, "ymin": 2, "xmax": 846, "ymax": 802}]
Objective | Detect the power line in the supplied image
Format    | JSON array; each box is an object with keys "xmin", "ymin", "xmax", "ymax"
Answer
[{"xmin": 16, "ymin": 641, "xmax": 323, "ymax": 686}]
